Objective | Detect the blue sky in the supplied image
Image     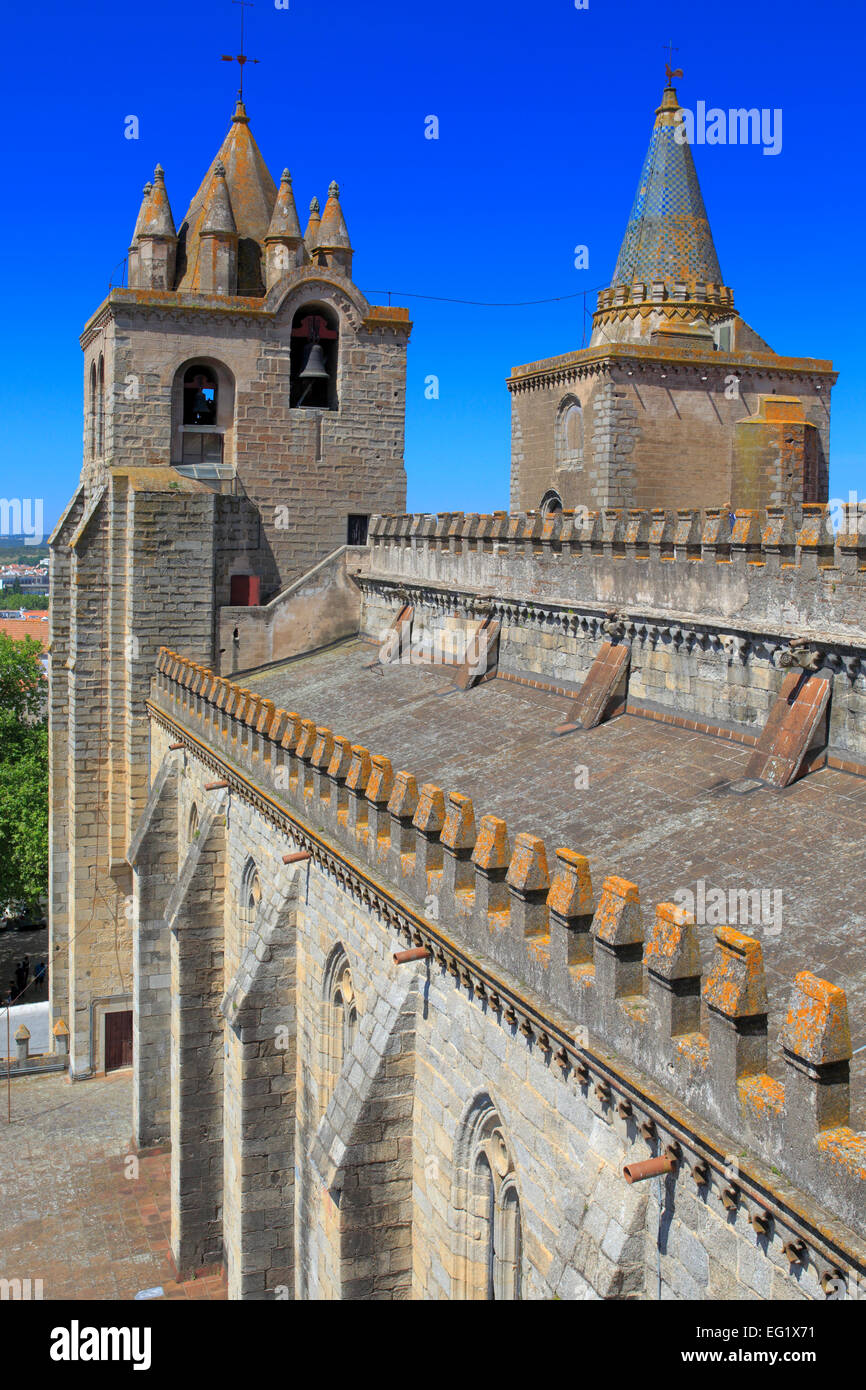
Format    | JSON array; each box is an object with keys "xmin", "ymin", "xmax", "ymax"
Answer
[{"xmin": 2, "ymin": 0, "xmax": 863, "ymax": 529}]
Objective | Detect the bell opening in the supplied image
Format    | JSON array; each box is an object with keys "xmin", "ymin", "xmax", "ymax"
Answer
[{"xmin": 290, "ymin": 306, "xmax": 339, "ymax": 409}]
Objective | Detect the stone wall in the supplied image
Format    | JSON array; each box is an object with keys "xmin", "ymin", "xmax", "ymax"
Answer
[
  {"xmin": 508, "ymin": 347, "xmax": 833, "ymax": 514},
  {"xmin": 135, "ymin": 651, "xmax": 866, "ymax": 1298},
  {"xmin": 363, "ymin": 507, "xmax": 866, "ymax": 761},
  {"xmin": 81, "ymin": 275, "xmax": 409, "ymax": 601},
  {"xmin": 220, "ymin": 544, "xmax": 369, "ymax": 676}
]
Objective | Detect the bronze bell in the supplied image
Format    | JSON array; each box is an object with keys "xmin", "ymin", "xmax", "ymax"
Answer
[{"xmin": 299, "ymin": 343, "xmax": 329, "ymax": 379}]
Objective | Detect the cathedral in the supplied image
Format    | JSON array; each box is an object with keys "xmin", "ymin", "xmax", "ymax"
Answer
[{"xmin": 48, "ymin": 79, "xmax": 866, "ymax": 1299}]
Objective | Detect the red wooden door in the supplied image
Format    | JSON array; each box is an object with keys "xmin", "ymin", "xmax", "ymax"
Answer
[{"xmin": 105, "ymin": 1010, "xmax": 133, "ymax": 1071}]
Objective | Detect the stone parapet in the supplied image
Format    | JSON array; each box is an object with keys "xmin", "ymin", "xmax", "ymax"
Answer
[{"xmin": 150, "ymin": 646, "xmax": 866, "ymax": 1247}]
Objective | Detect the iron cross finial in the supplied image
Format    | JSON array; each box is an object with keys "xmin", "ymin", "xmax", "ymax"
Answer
[
  {"xmin": 663, "ymin": 41, "xmax": 683, "ymax": 88},
  {"xmin": 220, "ymin": 1, "xmax": 259, "ymax": 101}
]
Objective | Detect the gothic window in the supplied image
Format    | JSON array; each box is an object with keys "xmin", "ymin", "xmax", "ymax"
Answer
[
  {"xmin": 289, "ymin": 305, "xmax": 339, "ymax": 410},
  {"xmin": 89, "ymin": 362, "xmax": 97, "ymax": 459},
  {"xmin": 240, "ymin": 856, "xmax": 261, "ymax": 954},
  {"xmin": 557, "ymin": 397, "xmax": 583, "ymax": 467},
  {"xmin": 321, "ymin": 945, "xmax": 358, "ymax": 1110},
  {"xmin": 452, "ymin": 1096, "xmax": 522, "ymax": 1299},
  {"xmin": 187, "ymin": 802, "xmax": 199, "ymax": 844},
  {"xmin": 96, "ymin": 355, "xmax": 105, "ymax": 457},
  {"xmin": 539, "ymin": 490, "xmax": 563, "ymax": 517}
]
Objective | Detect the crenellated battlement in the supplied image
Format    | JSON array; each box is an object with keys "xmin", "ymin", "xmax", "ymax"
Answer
[
  {"xmin": 150, "ymin": 646, "xmax": 866, "ymax": 1245},
  {"xmin": 368, "ymin": 504, "xmax": 866, "ymax": 573}
]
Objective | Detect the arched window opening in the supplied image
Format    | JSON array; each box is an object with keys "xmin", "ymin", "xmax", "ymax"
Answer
[
  {"xmin": 452, "ymin": 1096, "xmax": 522, "ymax": 1300},
  {"xmin": 321, "ymin": 946, "xmax": 358, "ymax": 1111},
  {"xmin": 174, "ymin": 360, "xmax": 232, "ymax": 477},
  {"xmin": 96, "ymin": 355, "xmax": 105, "ymax": 457},
  {"xmin": 240, "ymin": 856, "xmax": 261, "ymax": 954},
  {"xmin": 290, "ymin": 306, "xmax": 339, "ymax": 410},
  {"xmin": 540, "ymin": 490, "xmax": 563, "ymax": 517},
  {"xmin": 89, "ymin": 362, "xmax": 97, "ymax": 459},
  {"xmin": 187, "ymin": 802, "xmax": 199, "ymax": 843},
  {"xmin": 557, "ymin": 398, "xmax": 583, "ymax": 467}
]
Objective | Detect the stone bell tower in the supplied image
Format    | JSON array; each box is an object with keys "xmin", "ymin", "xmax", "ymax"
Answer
[
  {"xmin": 49, "ymin": 98, "xmax": 410, "ymax": 1076},
  {"xmin": 508, "ymin": 77, "xmax": 835, "ymax": 515}
]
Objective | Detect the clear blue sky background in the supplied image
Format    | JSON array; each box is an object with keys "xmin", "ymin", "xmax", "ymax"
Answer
[{"xmin": 1, "ymin": 0, "xmax": 863, "ymax": 530}]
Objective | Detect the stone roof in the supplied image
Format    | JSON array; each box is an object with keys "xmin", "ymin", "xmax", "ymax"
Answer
[
  {"xmin": 175, "ymin": 101, "xmax": 277, "ymax": 296},
  {"xmin": 241, "ymin": 636, "xmax": 866, "ymax": 1117},
  {"xmin": 610, "ymin": 85, "xmax": 724, "ymax": 291},
  {"xmin": 265, "ymin": 169, "xmax": 302, "ymax": 243},
  {"xmin": 318, "ymin": 181, "xmax": 352, "ymax": 252},
  {"xmin": 140, "ymin": 165, "xmax": 176, "ymax": 240}
]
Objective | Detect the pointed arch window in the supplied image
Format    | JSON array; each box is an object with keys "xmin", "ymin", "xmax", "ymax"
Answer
[
  {"xmin": 452, "ymin": 1096, "xmax": 522, "ymax": 1299},
  {"xmin": 240, "ymin": 856, "xmax": 261, "ymax": 953},
  {"xmin": 321, "ymin": 946, "xmax": 358, "ymax": 1110},
  {"xmin": 557, "ymin": 397, "xmax": 583, "ymax": 468},
  {"xmin": 89, "ymin": 362, "xmax": 97, "ymax": 459},
  {"xmin": 540, "ymin": 489, "xmax": 563, "ymax": 517},
  {"xmin": 96, "ymin": 355, "xmax": 105, "ymax": 458}
]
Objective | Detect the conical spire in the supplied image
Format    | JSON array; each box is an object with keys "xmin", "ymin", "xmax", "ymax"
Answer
[
  {"xmin": 304, "ymin": 196, "xmax": 321, "ymax": 252},
  {"xmin": 141, "ymin": 164, "xmax": 176, "ymax": 238},
  {"xmin": 175, "ymin": 104, "xmax": 277, "ymax": 295},
  {"xmin": 266, "ymin": 169, "xmax": 302, "ymax": 241},
  {"xmin": 610, "ymin": 83, "xmax": 723, "ymax": 290},
  {"xmin": 201, "ymin": 160, "xmax": 237, "ymax": 235},
  {"xmin": 318, "ymin": 180, "xmax": 352, "ymax": 251},
  {"xmin": 130, "ymin": 180, "xmax": 153, "ymax": 246}
]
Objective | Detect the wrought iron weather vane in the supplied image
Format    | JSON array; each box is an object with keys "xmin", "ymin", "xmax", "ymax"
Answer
[
  {"xmin": 221, "ymin": 0, "xmax": 259, "ymax": 101},
  {"xmin": 664, "ymin": 40, "xmax": 683, "ymax": 87}
]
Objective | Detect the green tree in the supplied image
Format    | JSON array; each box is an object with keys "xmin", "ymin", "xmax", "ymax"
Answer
[
  {"xmin": 0, "ymin": 633, "xmax": 48, "ymax": 910},
  {"xmin": 0, "ymin": 592, "xmax": 49, "ymax": 610}
]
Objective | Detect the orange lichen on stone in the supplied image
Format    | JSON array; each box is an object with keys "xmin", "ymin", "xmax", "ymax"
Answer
[
  {"xmin": 780, "ymin": 971, "xmax": 851, "ymax": 1064},
  {"xmin": 346, "ymin": 745, "xmax": 371, "ymax": 792},
  {"xmin": 326, "ymin": 734, "xmax": 352, "ymax": 780},
  {"xmin": 526, "ymin": 937, "xmax": 551, "ymax": 967},
  {"xmin": 547, "ymin": 848, "xmax": 593, "ymax": 919},
  {"xmin": 703, "ymin": 926, "xmax": 767, "ymax": 1018},
  {"xmin": 472, "ymin": 815, "xmax": 510, "ymax": 871},
  {"xmin": 739, "ymin": 1074, "xmax": 785, "ymax": 1117},
  {"xmin": 312, "ymin": 727, "xmax": 334, "ymax": 768},
  {"xmin": 506, "ymin": 834, "xmax": 550, "ymax": 894},
  {"xmin": 644, "ymin": 901, "xmax": 700, "ymax": 978},
  {"xmin": 441, "ymin": 793, "xmax": 476, "ymax": 851},
  {"xmin": 366, "ymin": 754, "xmax": 394, "ymax": 804},
  {"xmin": 816, "ymin": 1129, "xmax": 866, "ymax": 1180},
  {"xmin": 675, "ymin": 1033, "xmax": 709, "ymax": 1067},
  {"xmin": 593, "ymin": 876, "xmax": 642, "ymax": 946},
  {"xmin": 414, "ymin": 783, "xmax": 446, "ymax": 834},
  {"xmin": 387, "ymin": 770, "xmax": 419, "ymax": 820},
  {"xmin": 296, "ymin": 718, "xmax": 317, "ymax": 759}
]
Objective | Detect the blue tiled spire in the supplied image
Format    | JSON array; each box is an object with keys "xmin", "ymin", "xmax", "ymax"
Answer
[{"xmin": 611, "ymin": 86, "xmax": 723, "ymax": 289}]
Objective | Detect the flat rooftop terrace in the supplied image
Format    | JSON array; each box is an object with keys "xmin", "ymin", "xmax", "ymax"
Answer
[{"xmin": 243, "ymin": 638, "xmax": 866, "ymax": 1123}]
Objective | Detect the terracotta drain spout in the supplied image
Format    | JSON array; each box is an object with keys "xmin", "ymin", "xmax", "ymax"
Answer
[
  {"xmin": 393, "ymin": 947, "xmax": 431, "ymax": 964},
  {"xmin": 623, "ymin": 1155, "xmax": 677, "ymax": 1183}
]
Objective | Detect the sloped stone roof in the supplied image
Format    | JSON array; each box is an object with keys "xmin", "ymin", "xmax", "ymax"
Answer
[{"xmin": 175, "ymin": 101, "xmax": 277, "ymax": 296}]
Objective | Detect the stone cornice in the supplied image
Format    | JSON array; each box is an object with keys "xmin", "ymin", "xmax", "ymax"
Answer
[
  {"xmin": 507, "ymin": 342, "xmax": 837, "ymax": 392},
  {"xmin": 358, "ymin": 573, "xmax": 866, "ymax": 669}
]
